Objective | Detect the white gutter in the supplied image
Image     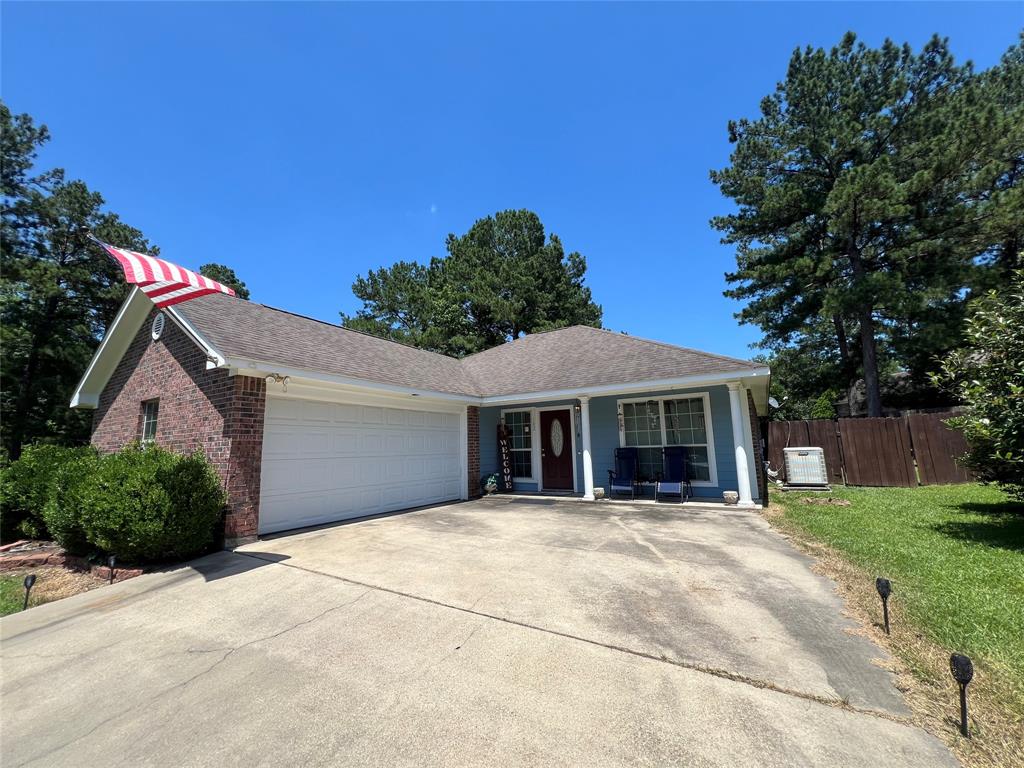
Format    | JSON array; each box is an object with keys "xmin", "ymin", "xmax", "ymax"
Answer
[
  {"xmin": 476, "ymin": 368, "xmax": 771, "ymax": 406},
  {"xmin": 225, "ymin": 358, "xmax": 478, "ymax": 405},
  {"xmin": 223, "ymin": 357, "xmax": 768, "ymax": 408}
]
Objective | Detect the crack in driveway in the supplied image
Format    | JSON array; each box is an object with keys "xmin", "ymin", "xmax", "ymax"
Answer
[{"xmin": 234, "ymin": 551, "xmax": 911, "ymax": 725}]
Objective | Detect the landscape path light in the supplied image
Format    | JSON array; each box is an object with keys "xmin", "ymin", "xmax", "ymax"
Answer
[
  {"xmin": 950, "ymin": 653, "xmax": 974, "ymax": 738},
  {"xmin": 875, "ymin": 577, "xmax": 892, "ymax": 635},
  {"xmin": 22, "ymin": 574, "xmax": 36, "ymax": 611},
  {"xmin": 108, "ymin": 555, "xmax": 117, "ymax": 585}
]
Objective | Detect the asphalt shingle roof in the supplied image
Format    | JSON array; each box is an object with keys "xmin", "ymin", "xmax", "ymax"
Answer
[
  {"xmin": 175, "ymin": 294, "xmax": 478, "ymax": 396},
  {"xmin": 175, "ymin": 293, "xmax": 762, "ymax": 399},
  {"xmin": 461, "ymin": 325, "xmax": 760, "ymax": 397}
]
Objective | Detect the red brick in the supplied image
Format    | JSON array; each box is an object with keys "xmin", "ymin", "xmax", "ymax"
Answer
[
  {"xmin": 467, "ymin": 405, "xmax": 481, "ymax": 498},
  {"xmin": 91, "ymin": 310, "xmax": 265, "ymax": 544}
]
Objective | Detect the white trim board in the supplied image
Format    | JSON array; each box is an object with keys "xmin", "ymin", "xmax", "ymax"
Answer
[
  {"xmin": 478, "ymin": 370, "xmax": 769, "ymax": 407},
  {"xmin": 229, "ymin": 360, "xmax": 476, "ymax": 406}
]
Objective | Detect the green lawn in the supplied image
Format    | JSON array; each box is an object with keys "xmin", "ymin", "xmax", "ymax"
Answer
[
  {"xmin": 0, "ymin": 575, "xmax": 29, "ymax": 617},
  {"xmin": 774, "ymin": 484, "xmax": 1024, "ymax": 694}
]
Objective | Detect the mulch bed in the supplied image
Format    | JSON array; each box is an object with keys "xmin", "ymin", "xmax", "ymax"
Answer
[{"xmin": 0, "ymin": 540, "xmax": 145, "ymax": 582}]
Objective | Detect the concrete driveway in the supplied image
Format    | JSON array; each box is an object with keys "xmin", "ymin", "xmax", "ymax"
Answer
[{"xmin": 1, "ymin": 498, "xmax": 955, "ymax": 767}]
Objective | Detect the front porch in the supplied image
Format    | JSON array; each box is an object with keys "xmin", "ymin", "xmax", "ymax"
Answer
[
  {"xmin": 483, "ymin": 491, "xmax": 764, "ymax": 511},
  {"xmin": 477, "ymin": 380, "xmax": 765, "ymax": 506}
]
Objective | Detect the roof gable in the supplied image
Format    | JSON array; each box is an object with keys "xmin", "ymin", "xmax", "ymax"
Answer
[{"xmin": 70, "ymin": 288, "xmax": 220, "ymax": 408}]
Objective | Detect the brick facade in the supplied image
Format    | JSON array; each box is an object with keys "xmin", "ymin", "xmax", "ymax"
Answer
[
  {"xmin": 747, "ymin": 390, "xmax": 768, "ymax": 502},
  {"xmin": 91, "ymin": 310, "xmax": 266, "ymax": 544},
  {"xmin": 467, "ymin": 405, "xmax": 481, "ymax": 498}
]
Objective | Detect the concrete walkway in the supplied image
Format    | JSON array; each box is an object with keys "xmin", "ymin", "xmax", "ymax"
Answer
[{"xmin": 1, "ymin": 498, "xmax": 956, "ymax": 767}]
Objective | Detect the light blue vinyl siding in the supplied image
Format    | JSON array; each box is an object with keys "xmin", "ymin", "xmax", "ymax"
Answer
[
  {"xmin": 479, "ymin": 398, "xmax": 579, "ymax": 493},
  {"xmin": 478, "ymin": 384, "xmax": 749, "ymax": 500}
]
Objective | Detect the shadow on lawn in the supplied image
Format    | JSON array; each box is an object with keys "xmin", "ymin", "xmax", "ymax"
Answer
[{"xmin": 932, "ymin": 498, "xmax": 1024, "ymax": 553}]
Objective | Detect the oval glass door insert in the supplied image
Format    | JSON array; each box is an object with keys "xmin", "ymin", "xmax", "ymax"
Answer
[{"xmin": 550, "ymin": 418, "xmax": 564, "ymax": 457}]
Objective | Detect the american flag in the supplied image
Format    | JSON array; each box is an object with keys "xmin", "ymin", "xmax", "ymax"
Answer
[{"xmin": 91, "ymin": 236, "xmax": 236, "ymax": 308}]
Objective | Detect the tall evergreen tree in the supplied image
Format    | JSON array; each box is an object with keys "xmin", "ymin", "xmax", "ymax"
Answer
[
  {"xmin": 199, "ymin": 263, "xmax": 250, "ymax": 300},
  {"xmin": 712, "ymin": 33, "xmax": 1023, "ymax": 416},
  {"xmin": 1, "ymin": 103, "xmax": 155, "ymax": 458},
  {"xmin": 343, "ymin": 209, "xmax": 602, "ymax": 356}
]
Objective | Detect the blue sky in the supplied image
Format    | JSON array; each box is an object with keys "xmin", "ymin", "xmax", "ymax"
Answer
[{"xmin": 3, "ymin": 2, "xmax": 1019, "ymax": 358}]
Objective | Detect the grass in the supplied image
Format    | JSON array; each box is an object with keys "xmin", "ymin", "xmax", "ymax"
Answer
[
  {"xmin": 0, "ymin": 567, "xmax": 106, "ymax": 617},
  {"xmin": 768, "ymin": 483, "xmax": 1024, "ymax": 768},
  {"xmin": 0, "ymin": 575, "xmax": 29, "ymax": 616}
]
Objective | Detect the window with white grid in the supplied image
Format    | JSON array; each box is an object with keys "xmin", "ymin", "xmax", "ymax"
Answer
[
  {"xmin": 503, "ymin": 411, "xmax": 533, "ymax": 479},
  {"xmin": 141, "ymin": 400, "xmax": 159, "ymax": 443},
  {"xmin": 619, "ymin": 395, "xmax": 715, "ymax": 484}
]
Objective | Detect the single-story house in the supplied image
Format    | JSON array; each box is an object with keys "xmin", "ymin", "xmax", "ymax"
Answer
[{"xmin": 71, "ymin": 289, "xmax": 770, "ymax": 545}]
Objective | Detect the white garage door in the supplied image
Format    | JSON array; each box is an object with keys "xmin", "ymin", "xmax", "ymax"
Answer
[{"xmin": 259, "ymin": 396, "xmax": 463, "ymax": 534}]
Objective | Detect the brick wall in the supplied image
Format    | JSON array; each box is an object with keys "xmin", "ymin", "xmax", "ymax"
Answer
[
  {"xmin": 467, "ymin": 405, "xmax": 481, "ymax": 498},
  {"xmin": 91, "ymin": 309, "xmax": 266, "ymax": 543},
  {"xmin": 747, "ymin": 390, "xmax": 768, "ymax": 502}
]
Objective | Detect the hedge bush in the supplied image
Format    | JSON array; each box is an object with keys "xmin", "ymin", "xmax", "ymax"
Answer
[
  {"xmin": 42, "ymin": 450, "xmax": 101, "ymax": 554},
  {"xmin": 78, "ymin": 445, "xmax": 226, "ymax": 563},
  {"xmin": 0, "ymin": 445, "xmax": 97, "ymax": 542}
]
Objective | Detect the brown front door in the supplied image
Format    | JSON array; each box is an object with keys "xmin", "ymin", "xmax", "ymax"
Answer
[{"xmin": 540, "ymin": 409, "xmax": 574, "ymax": 490}]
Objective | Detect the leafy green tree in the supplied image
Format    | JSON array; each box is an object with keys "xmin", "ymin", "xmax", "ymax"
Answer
[
  {"xmin": 343, "ymin": 209, "xmax": 602, "ymax": 356},
  {"xmin": 933, "ymin": 270, "xmax": 1024, "ymax": 501},
  {"xmin": 809, "ymin": 390, "xmax": 839, "ymax": 420},
  {"xmin": 1, "ymin": 102, "xmax": 155, "ymax": 458},
  {"xmin": 712, "ymin": 33, "xmax": 1024, "ymax": 416},
  {"xmin": 199, "ymin": 263, "xmax": 250, "ymax": 300}
]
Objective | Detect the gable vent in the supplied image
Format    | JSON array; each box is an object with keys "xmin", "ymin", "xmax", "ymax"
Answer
[{"xmin": 151, "ymin": 312, "xmax": 166, "ymax": 340}]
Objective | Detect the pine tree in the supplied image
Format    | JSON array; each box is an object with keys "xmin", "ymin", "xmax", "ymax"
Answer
[{"xmin": 712, "ymin": 33, "xmax": 1023, "ymax": 415}]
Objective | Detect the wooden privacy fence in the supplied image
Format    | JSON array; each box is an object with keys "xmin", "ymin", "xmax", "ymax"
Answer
[{"xmin": 766, "ymin": 411, "xmax": 973, "ymax": 488}]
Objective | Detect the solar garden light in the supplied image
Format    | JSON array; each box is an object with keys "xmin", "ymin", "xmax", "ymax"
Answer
[
  {"xmin": 22, "ymin": 574, "xmax": 36, "ymax": 611},
  {"xmin": 107, "ymin": 555, "xmax": 117, "ymax": 585},
  {"xmin": 875, "ymin": 577, "xmax": 892, "ymax": 635},
  {"xmin": 949, "ymin": 654, "xmax": 974, "ymax": 738}
]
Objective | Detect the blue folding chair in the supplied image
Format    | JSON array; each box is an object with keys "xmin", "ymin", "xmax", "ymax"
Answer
[
  {"xmin": 608, "ymin": 447, "xmax": 640, "ymax": 500},
  {"xmin": 656, "ymin": 446, "xmax": 692, "ymax": 503}
]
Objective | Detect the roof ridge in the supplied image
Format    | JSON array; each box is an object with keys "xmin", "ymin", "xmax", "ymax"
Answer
[{"xmin": 585, "ymin": 325, "xmax": 759, "ymax": 368}]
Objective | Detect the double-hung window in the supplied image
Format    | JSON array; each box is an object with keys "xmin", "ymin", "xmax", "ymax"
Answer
[
  {"xmin": 503, "ymin": 411, "xmax": 533, "ymax": 479},
  {"xmin": 619, "ymin": 395, "xmax": 714, "ymax": 484},
  {"xmin": 141, "ymin": 400, "xmax": 159, "ymax": 443}
]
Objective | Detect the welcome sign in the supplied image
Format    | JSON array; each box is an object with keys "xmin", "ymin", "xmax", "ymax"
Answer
[{"xmin": 497, "ymin": 423, "xmax": 513, "ymax": 491}]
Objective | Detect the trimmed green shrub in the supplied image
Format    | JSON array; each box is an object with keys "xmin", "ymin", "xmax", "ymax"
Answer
[
  {"xmin": 42, "ymin": 451, "xmax": 101, "ymax": 554},
  {"xmin": 78, "ymin": 445, "xmax": 226, "ymax": 563},
  {"xmin": 0, "ymin": 445, "xmax": 97, "ymax": 542}
]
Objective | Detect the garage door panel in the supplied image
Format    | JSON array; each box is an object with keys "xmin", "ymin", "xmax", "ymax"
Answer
[
  {"xmin": 259, "ymin": 397, "xmax": 463, "ymax": 534},
  {"xmin": 331, "ymin": 432, "xmax": 359, "ymax": 454}
]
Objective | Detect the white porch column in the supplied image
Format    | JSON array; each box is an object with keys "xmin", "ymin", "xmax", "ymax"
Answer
[
  {"xmin": 579, "ymin": 396, "xmax": 595, "ymax": 500},
  {"xmin": 727, "ymin": 382, "xmax": 754, "ymax": 506}
]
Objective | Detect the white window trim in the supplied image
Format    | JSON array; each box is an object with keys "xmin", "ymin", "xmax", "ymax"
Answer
[
  {"xmin": 500, "ymin": 408, "xmax": 537, "ymax": 483},
  {"xmin": 616, "ymin": 393, "xmax": 718, "ymax": 487},
  {"xmin": 141, "ymin": 400, "xmax": 159, "ymax": 444},
  {"xmin": 501, "ymin": 405, "xmax": 579, "ymax": 492}
]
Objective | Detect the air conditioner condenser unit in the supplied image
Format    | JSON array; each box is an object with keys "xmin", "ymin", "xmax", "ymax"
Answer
[{"xmin": 783, "ymin": 447, "xmax": 830, "ymax": 490}]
